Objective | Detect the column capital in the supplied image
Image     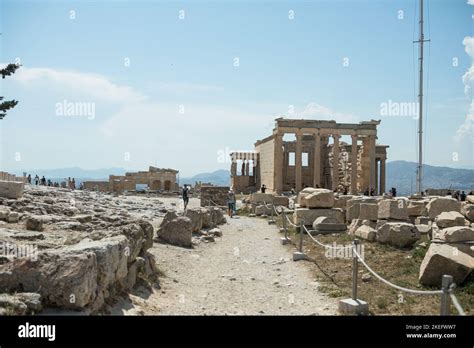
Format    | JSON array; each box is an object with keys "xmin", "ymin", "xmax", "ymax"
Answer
[
  {"xmin": 331, "ymin": 133, "xmax": 341, "ymax": 139},
  {"xmin": 351, "ymin": 133, "xmax": 358, "ymax": 140}
]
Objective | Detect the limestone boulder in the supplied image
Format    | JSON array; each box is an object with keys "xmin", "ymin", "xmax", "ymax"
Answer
[
  {"xmin": 0, "ymin": 180, "xmax": 24, "ymax": 199},
  {"xmin": 346, "ymin": 197, "xmax": 377, "ymax": 222},
  {"xmin": 0, "ymin": 208, "xmax": 10, "ymax": 220},
  {"xmin": 209, "ymin": 207, "xmax": 226, "ymax": 226},
  {"xmin": 293, "ymin": 208, "xmax": 344, "ymax": 226},
  {"xmin": 435, "ymin": 211, "xmax": 466, "ymax": 229},
  {"xmin": 156, "ymin": 215, "xmax": 192, "ymax": 248},
  {"xmin": 7, "ymin": 212, "xmax": 19, "ymax": 223},
  {"xmin": 333, "ymin": 195, "xmax": 352, "ymax": 210},
  {"xmin": 376, "ymin": 222, "xmax": 420, "ymax": 248},
  {"xmin": 200, "ymin": 208, "xmax": 212, "ymax": 228},
  {"xmin": 272, "ymin": 196, "xmax": 289, "ymax": 207},
  {"xmin": 250, "ymin": 193, "xmax": 274, "ymax": 204},
  {"xmin": 407, "ymin": 200, "xmax": 427, "ymax": 217},
  {"xmin": 354, "ymin": 225, "xmax": 376, "ymax": 242},
  {"xmin": 358, "ymin": 203, "xmax": 378, "ymax": 221},
  {"xmin": 419, "ymin": 243, "xmax": 473, "ymax": 286},
  {"xmin": 436, "ymin": 226, "xmax": 474, "ymax": 243},
  {"xmin": 312, "ymin": 216, "xmax": 346, "ymax": 233},
  {"xmin": 299, "ymin": 188, "xmax": 334, "ymax": 208},
  {"xmin": 25, "ymin": 216, "xmax": 44, "ymax": 232},
  {"xmin": 377, "ymin": 199, "xmax": 408, "ymax": 221},
  {"xmin": 425, "ymin": 197, "xmax": 461, "ymax": 219},
  {"xmin": 185, "ymin": 208, "xmax": 203, "ymax": 232},
  {"xmin": 466, "ymin": 195, "xmax": 474, "ymax": 204},
  {"xmin": 0, "ymin": 247, "xmax": 98, "ymax": 309},
  {"xmin": 461, "ymin": 203, "xmax": 474, "ymax": 222}
]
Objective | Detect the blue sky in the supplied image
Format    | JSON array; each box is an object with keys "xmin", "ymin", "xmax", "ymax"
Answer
[{"xmin": 0, "ymin": 0, "xmax": 472, "ymax": 176}]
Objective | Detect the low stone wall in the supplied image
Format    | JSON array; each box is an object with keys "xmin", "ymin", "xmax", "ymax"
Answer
[
  {"xmin": 83, "ymin": 181, "xmax": 109, "ymax": 192},
  {"xmin": 200, "ymin": 186, "xmax": 230, "ymax": 207},
  {"xmin": 0, "ymin": 171, "xmax": 24, "ymax": 182}
]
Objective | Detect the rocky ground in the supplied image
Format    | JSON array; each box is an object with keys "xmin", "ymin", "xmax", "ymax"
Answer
[
  {"xmin": 0, "ymin": 185, "xmax": 336, "ymax": 315},
  {"xmin": 113, "ymin": 214, "xmax": 336, "ymax": 315}
]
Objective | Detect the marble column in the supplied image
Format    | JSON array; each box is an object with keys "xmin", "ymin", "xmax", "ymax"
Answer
[
  {"xmin": 245, "ymin": 161, "xmax": 250, "ymax": 176},
  {"xmin": 274, "ymin": 133, "xmax": 284, "ymax": 193},
  {"xmin": 368, "ymin": 135, "xmax": 376, "ymax": 192},
  {"xmin": 295, "ymin": 132, "xmax": 303, "ymax": 192},
  {"xmin": 380, "ymin": 157, "xmax": 386, "ymax": 195},
  {"xmin": 375, "ymin": 159, "xmax": 379, "ymax": 195},
  {"xmin": 313, "ymin": 131, "xmax": 321, "ymax": 188},
  {"xmin": 350, "ymin": 134, "xmax": 358, "ymax": 194},
  {"xmin": 332, "ymin": 134, "xmax": 340, "ymax": 192}
]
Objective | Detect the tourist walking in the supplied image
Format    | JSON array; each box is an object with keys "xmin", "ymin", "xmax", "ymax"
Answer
[
  {"xmin": 261, "ymin": 184, "xmax": 267, "ymax": 193},
  {"xmin": 227, "ymin": 189, "xmax": 236, "ymax": 218},
  {"xmin": 182, "ymin": 184, "xmax": 189, "ymax": 210}
]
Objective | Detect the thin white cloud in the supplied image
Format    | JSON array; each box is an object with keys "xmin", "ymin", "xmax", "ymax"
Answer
[
  {"xmin": 288, "ymin": 102, "xmax": 357, "ymax": 123},
  {"xmin": 468, "ymin": 0, "xmax": 474, "ymax": 5},
  {"xmin": 456, "ymin": 37, "xmax": 474, "ymax": 142},
  {"xmin": 11, "ymin": 66, "xmax": 147, "ymax": 103}
]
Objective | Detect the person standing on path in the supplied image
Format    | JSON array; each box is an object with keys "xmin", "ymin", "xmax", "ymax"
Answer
[
  {"xmin": 227, "ymin": 189, "xmax": 236, "ymax": 218},
  {"xmin": 182, "ymin": 184, "xmax": 189, "ymax": 210}
]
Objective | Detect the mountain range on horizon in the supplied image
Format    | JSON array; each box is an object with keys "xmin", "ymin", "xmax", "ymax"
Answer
[{"xmin": 8, "ymin": 161, "xmax": 474, "ymax": 196}]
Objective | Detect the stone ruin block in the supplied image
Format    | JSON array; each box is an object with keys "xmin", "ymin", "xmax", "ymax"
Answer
[
  {"xmin": 200, "ymin": 186, "xmax": 229, "ymax": 207},
  {"xmin": 0, "ymin": 180, "xmax": 24, "ymax": 199},
  {"xmin": 419, "ymin": 243, "xmax": 473, "ymax": 286},
  {"xmin": 312, "ymin": 216, "xmax": 346, "ymax": 234},
  {"xmin": 358, "ymin": 203, "xmax": 378, "ymax": 221},
  {"xmin": 407, "ymin": 200, "xmax": 427, "ymax": 217},
  {"xmin": 377, "ymin": 199, "xmax": 408, "ymax": 221},
  {"xmin": 250, "ymin": 193, "xmax": 274, "ymax": 204},
  {"xmin": 435, "ymin": 211, "xmax": 467, "ymax": 229},
  {"xmin": 272, "ymin": 195, "xmax": 289, "ymax": 207},
  {"xmin": 425, "ymin": 197, "xmax": 461, "ymax": 219},
  {"xmin": 293, "ymin": 208, "xmax": 344, "ymax": 226},
  {"xmin": 376, "ymin": 222, "xmax": 420, "ymax": 248},
  {"xmin": 297, "ymin": 188, "xmax": 334, "ymax": 208},
  {"xmin": 346, "ymin": 197, "xmax": 378, "ymax": 222},
  {"xmin": 461, "ymin": 202, "xmax": 474, "ymax": 222}
]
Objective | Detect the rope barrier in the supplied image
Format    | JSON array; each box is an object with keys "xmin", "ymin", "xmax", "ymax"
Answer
[
  {"xmin": 284, "ymin": 212, "xmax": 299, "ymax": 227},
  {"xmin": 302, "ymin": 225, "xmax": 341, "ymax": 250},
  {"xmin": 352, "ymin": 247, "xmax": 443, "ymax": 295}
]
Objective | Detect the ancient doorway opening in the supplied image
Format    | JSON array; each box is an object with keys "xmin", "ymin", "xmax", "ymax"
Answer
[{"xmin": 164, "ymin": 180, "xmax": 171, "ymax": 191}]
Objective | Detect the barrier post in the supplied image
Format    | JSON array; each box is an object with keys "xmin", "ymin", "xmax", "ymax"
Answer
[
  {"xmin": 293, "ymin": 220, "xmax": 306, "ymax": 261},
  {"xmin": 338, "ymin": 238, "xmax": 368, "ymax": 315},
  {"xmin": 352, "ymin": 239, "xmax": 359, "ymax": 301},
  {"xmin": 299, "ymin": 220, "xmax": 304, "ymax": 252},
  {"xmin": 440, "ymin": 275, "xmax": 453, "ymax": 316}
]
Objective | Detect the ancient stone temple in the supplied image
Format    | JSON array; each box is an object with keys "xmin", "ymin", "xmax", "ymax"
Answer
[
  {"xmin": 230, "ymin": 118, "xmax": 389, "ymax": 195},
  {"xmin": 84, "ymin": 166, "xmax": 178, "ymax": 194}
]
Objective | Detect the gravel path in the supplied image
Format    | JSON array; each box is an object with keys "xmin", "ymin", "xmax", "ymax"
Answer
[{"xmin": 115, "ymin": 204, "xmax": 337, "ymax": 315}]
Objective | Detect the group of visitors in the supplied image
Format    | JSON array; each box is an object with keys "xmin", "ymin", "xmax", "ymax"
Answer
[
  {"xmin": 447, "ymin": 190, "xmax": 469, "ymax": 202},
  {"xmin": 26, "ymin": 174, "xmax": 77, "ymax": 190}
]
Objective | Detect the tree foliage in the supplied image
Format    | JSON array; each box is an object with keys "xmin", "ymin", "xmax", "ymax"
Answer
[{"xmin": 0, "ymin": 63, "xmax": 20, "ymax": 120}]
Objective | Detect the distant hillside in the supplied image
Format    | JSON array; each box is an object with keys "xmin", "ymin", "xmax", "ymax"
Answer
[
  {"xmin": 181, "ymin": 170, "xmax": 230, "ymax": 186},
  {"xmin": 386, "ymin": 161, "xmax": 474, "ymax": 196},
  {"xmin": 10, "ymin": 162, "xmax": 473, "ymax": 195}
]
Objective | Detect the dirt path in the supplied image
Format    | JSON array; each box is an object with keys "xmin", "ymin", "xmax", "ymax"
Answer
[{"xmin": 112, "ymin": 204, "xmax": 337, "ymax": 315}]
